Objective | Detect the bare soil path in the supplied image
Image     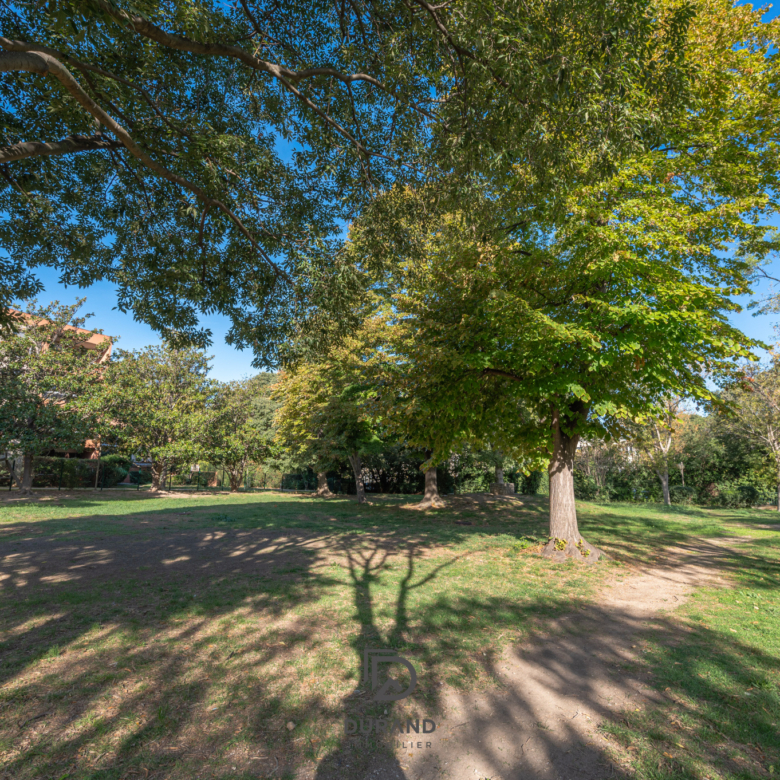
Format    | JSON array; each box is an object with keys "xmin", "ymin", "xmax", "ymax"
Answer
[{"xmin": 333, "ymin": 539, "xmax": 737, "ymax": 780}]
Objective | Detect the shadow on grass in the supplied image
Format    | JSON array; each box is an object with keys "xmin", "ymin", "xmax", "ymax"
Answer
[{"xmin": 0, "ymin": 495, "xmax": 777, "ymax": 778}]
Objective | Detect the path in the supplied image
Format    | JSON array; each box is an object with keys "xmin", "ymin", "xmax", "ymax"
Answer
[{"xmin": 325, "ymin": 539, "xmax": 735, "ymax": 780}]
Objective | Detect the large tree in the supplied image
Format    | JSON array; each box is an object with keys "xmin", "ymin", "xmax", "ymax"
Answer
[
  {"xmin": 0, "ymin": 298, "xmax": 110, "ymax": 492},
  {"xmin": 351, "ymin": 0, "xmax": 779, "ymax": 560},
  {"xmin": 0, "ymin": 0, "xmax": 693, "ymax": 362},
  {"xmin": 100, "ymin": 345, "xmax": 214, "ymax": 491}
]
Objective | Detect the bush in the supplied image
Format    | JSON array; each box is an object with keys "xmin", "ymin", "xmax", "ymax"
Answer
[
  {"xmin": 100, "ymin": 454, "xmax": 131, "ymax": 487},
  {"xmin": 573, "ymin": 471, "xmax": 599, "ymax": 500},
  {"xmin": 517, "ymin": 470, "xmax": 543, "ymax": 495},
  {"xmin": 129, "ymin": 469, "xmax": 153, "ymax": 485},
  {"xmin": 670, "ymin": 485, "xmax": 695, "ymax": 504},
  {"xmin": 714, "ymin": 482, "xmax": 760, "ymax": 508}
]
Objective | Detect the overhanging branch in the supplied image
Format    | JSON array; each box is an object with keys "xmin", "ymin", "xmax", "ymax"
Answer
[
  {"xmin": 0, "ymin": 133, "xmax": 123, "ymax": 164},
  {"xmin": 0, "ymin": 48, "xmax": 291, "ymax": 283}
]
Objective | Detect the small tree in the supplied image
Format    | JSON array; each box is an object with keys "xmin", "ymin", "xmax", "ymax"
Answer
[
  {"xmin": 205, "ymin": 378, "xmax": 273, "ymax": 492},
  {"xmin": 632, "ymin": 398, "xmax": 684, "ymax": 506},
  {"xmin": 722, "ymin": 353, "xmax": 780, "ymax": 511},
  {"xmin": 101, "ymin": 346, "xmax": 214, "ymax": 491},
  {"xmin": 0, "ymin": 299, "xmax": 109, "ymax": 492},
  {"xmin": 274, "ymin": 356, "xmax": 381, "ymax": 503}
]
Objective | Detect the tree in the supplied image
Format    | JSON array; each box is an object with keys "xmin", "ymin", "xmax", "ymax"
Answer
[
  {"xmin": 100, "ymin": 346, "xmax": 214, "ymax": 491},
  {"xmin": 274, "ymin": 349, "xmax": 381, "ymax": 503},
  {"xmin": 632, "ymin": 398, "xmax": 685, "ymax": 506},
  {"xmin": 0, "ymin": 0, "xmax": 693, "ymax": 361},
  {"xmin": 0, "ymin": 298, "xmax": 110, "ymax": 492},
  {"xmin": 721, "ymin": 353, "xmax": 780, "ymax": 511},
  {"xmin": 205, "ymin": 377, "xmax": 273, "ymax": 492},
  {"xmin": 350, "ymin": 0, "xmax": 779, "ymax": 559}
]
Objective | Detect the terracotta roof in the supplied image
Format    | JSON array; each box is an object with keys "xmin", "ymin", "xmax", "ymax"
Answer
[{"xmin": 6, "ymin": 308, "xmax": 112, "ymax": 359}]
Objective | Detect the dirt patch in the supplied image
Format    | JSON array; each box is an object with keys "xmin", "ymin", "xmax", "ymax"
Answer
[{"xmin": 377, "ymin": 539, "xmax": 737, "ymax": 780}]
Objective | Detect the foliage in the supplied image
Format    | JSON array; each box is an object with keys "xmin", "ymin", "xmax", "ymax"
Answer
[
  {"xmin": 719, "ymin": 350, "xmax": 780, "ymax": 507},
  {"xmin": 99, "ymin": 345, "xmax": 215, "ymax": 490},
  {"xmin": 100, "ymin": 453, "xmax": 131, "ymax": 488},
  {"xmin": 0, "ymin": 0, "xmax": 696, "ymax": 362},
  {"xmin": 0, "ymin": 298, "xmax": 109, "ymax": 489},
  {"xmin": 204, "ymin": 377, "xmax": 274, "ymax": 491},
  {"xmin": 273, "ymin": 345, "xmax": 382, "ymax": 500}
]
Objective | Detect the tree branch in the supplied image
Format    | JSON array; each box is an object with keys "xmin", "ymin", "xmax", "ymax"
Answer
[
  {"xmin": 0, "ymin": 133, "xmax": 123, "ymax": 164},
  {"xmin": 481, "ymin": 368, "xmax": 524, "ymax": 382},
  {"xmin": 88, "ymin": 1, "xmax": 436, "ymax": 149},
  {"xmin": 0, "ymin": 48, "xmax": 290, "ymax": 283}
]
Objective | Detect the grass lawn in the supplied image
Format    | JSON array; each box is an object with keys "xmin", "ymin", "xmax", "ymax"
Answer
[{"xmin": 0, "ymin": 490, "xmax": 777, "ymax": 779}]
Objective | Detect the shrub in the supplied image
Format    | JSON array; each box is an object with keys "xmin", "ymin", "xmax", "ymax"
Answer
[
  {"xmin": 573, "ymin": 471, "xmax": 599, "ymax": 500},
  {"xmin": 670, "ymin": 485, "xmax": 695, "ymax": 504},
  {"xmin": 100, "ymin": 454, "xmax": 131, "ymax": 487},
  {"xmin": 714, "ymin": 482, "xmax": 760, "ymax": 508},
  {"xmin": 517, "ymin": 470, "xmax": 543, "ymax": 495}
]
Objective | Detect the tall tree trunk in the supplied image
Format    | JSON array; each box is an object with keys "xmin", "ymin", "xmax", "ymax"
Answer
[
  {"xmin": 229, "ymin": 468, "xmax": 242, "ymax": 492},
  {"xmin": 418, "ymin": 466, "xmax": 445, "ymax": 509},
  {"xmin": 495, "ymin": 465, "xmax": 504, "ymax": 484},
  {"xmin": 658, "ymin": 466, "xmax": 671, "ymax": 506},
  {"xmin": 542, "ymin": 410, "xmax": 604, "ymax": 562},
  {"xmin": 348, "ymin": 453, "xmax": 365, "ymax": 503},
  {"xmin": 314, "ymin": 470, "xmax": 334, "ymax": 498},
  {"xmin": 20, "ymin": 452, "xmax": 34, "ymax": 493}
]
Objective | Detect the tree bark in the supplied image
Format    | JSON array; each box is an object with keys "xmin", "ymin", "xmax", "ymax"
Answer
[
  {"xmin": 541, "ymin": 409, "xmax": 604, "ymax": 562},
  {"xmin": 658, "ymin": 466, "xmax": 670, "ymax": 506},
  {"xmin": 314, "ymin": 470, "xmax": 334, "ymax": 498},
  {"xmin": 150, "ymin": 459, "xmax": 164, "ymax": 492},
  {"xmin": 776, "ymin": 465, "xmax": 780, "ymax": 512},
  {"xmin": 348, "ymin": 453, "xmax": 365, "ymax": 503},
  {"xmin": 495, "ymin": 465, "xmax": 504, "ymax": 484},
  {"xmin": 228, "ymin": 468, "xmax": 242, "ymax": 492},
  {"xmin": 418, "ymin": 466, "xmax": 445, "ymax": 509},
  {"xmin": 20, "ymin": 453, "xmax": 34, "ymax": 493}
]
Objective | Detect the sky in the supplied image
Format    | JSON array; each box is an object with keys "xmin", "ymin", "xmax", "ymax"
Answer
[
  {"xmin": 12, "ymin": 1, "xmax": 780, "ymax": 379},
  {"xmin": 28, "ymin": 266, "xmax": 260, "ymax": 381}
]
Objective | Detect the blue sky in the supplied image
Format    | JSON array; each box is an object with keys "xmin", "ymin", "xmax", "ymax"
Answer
[
  {"xmin": 17, "ymin": 1, "xmax": 780, "ymax": 379},
  {"xmin": 30, "ymin": 266, "xmax": 260, "ymax": 381}
]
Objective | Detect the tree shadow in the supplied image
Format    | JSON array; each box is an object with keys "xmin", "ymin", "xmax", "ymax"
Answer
[{"xmin": 1, "ymin": 495, "xmax": 777, "ymax": 779}]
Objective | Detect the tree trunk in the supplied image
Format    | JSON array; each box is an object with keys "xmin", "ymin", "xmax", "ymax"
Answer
[
  {"xmin": 348, "ymin": 453, "xmax": 365, "ymax": 503},
  {"xmin": 150, "ymin": 460, "xmax": 164, "ymax": 492},
  {"xmin": 776, "ymin": 467, "xmax": 779, "ymax": 512},
  {"xmin": 418, "ymin": 466, "xmax": 445, "ymax": 509},
  {"xmin": 20, "ymin": 453, "xmax": 34, "ymax": 493},
  {"xmin": 229, "ymin": 469, "xmax": 242, "ymax": 492},
  {"xmin": 495, "ymin": 465, "xmax": 504, "ymax": 484},
  {"xmin": 541, "ymin": 410, "xmax": 604, "ymax": 562},
  {"xmin": 658, "ymin": 466, "xmax": 671, "ymax": 506},
  {"xmin": 314, "ymin": 471, "xmax": 334, "ymax": 498}
]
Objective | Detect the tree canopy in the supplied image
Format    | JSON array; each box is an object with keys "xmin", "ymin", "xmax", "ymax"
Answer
[
  {"xmin": 347, "ymin": 0, "xmax": 780, "ymax": 558},
  {"xmin": 274, "ymin": 347, "xmax": 382, "ymax": 502},
  {"xmin": 0, "ymin": 298, "xmax": 110, "ymax": 491},
  {"xmin": 100, "ymin": 345, "xmax": 215, "ymax": 490},
  {"xmin": 1, "ymin": 0, "xmax": 694, "ymax": 364}
]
